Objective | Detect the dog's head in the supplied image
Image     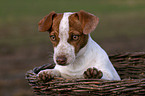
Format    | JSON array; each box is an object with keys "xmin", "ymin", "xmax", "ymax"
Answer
[{"xmin": 38, "ymin": 10, "xmax": 99, "ymax": 66}]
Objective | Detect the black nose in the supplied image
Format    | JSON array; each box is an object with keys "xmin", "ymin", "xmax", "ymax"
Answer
[{"xmin": 56, "ymin": 56, "xmax": 67, "ymax": 65}]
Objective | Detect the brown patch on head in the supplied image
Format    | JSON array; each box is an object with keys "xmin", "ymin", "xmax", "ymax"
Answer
[
  {"xmin": 49, "ymin": 13, "xmax": 63, "ymax": 47},
  {"xmin": 68, "ymin": 13, "xmax": 88, "ymax": 54},
  {"xmin": 68, "ymin": 10, "xmax": 99, "ymax": 54},
  {"xmin": 38, "ymin": 11, "xmax": 63, "ymax": 47}
]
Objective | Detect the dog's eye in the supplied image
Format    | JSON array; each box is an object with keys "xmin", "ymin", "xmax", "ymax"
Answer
[
  {"xmin": 50, "ymin": 35, "xmax": 56, "ymax": 41},
  {"xmin": 72, "ymin": 35, "xmax": 79, "ymax": 41}
]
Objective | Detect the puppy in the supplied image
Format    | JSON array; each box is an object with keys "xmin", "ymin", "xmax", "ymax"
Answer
[{"xmin": 38, "ymin": 10, "xmax": 121, "ymax": 81}]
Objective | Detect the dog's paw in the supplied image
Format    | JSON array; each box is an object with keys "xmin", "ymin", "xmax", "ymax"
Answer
[
  {"xmin": 37, "ymin": 70, "xmax": 56, "ymax": 82},
  {"xmin": 83, "ymin": 67, "xmax": 103, "ymax": 79},
  {"xmin": 38, "ymin": 71, "xmax": 54, "ymax": 82}
]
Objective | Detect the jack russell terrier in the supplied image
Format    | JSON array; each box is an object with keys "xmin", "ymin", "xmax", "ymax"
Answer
[{"xmin": 38, "ymin": 10, "xmax": 121, "ymax": 81}]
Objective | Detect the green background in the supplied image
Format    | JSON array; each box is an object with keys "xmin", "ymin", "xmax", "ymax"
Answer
[{"xmin": 0, "ymin": 0, "xmax": 145, "ymax": 96}]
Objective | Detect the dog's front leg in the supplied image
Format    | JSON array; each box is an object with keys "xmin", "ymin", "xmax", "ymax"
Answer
[{"xmin": 37, "ymin": 69, "xmax": 61, "ymax": 82}]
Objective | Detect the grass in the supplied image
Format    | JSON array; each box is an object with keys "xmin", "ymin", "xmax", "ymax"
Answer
[{"xmin": 0, "ymin": 0, "xmax": 145, "ymax": 47}]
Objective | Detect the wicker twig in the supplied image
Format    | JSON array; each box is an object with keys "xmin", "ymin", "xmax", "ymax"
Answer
[{"xmin": 25, "ymin": 52, "xmax": 145, "ymax": 95}]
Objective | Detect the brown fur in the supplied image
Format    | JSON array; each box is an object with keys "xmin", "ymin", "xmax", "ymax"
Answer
[
  {"xmin": 76, "ymin": 10, "xmax": 99, "ymax": 34},
  {"xmin": 68, "ymin": 10, "xmax": 99, "ymax": 54},
  {"xmin": 68, "ymin": 13, "xmax": 88, "ymax": 54},
  {"xmin": 49, "ymin": 13, "xmax": 63, "ymax": 47},
  {"xmin": 38, "ymin": 10, "xmax": 99, "ymax": 55},
  {"xmin": 38, "ymin": 11, "xmax": 56, "ymax": 32}
]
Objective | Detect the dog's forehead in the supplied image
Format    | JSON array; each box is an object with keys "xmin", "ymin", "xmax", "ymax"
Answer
[
  {"xmin": 58, "ymin": 12, "xmax": 73, "ymax": 40},
  {"xmin": 59, "ymin": 13, "xmax": 73, "ymax": 30},
  {"xmin": 52, "ymin": 12, "xmax": 81, "ymax": 33}
]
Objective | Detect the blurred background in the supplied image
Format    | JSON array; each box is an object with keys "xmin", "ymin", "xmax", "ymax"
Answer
[{"xmin": 0, "ymin": 0, "xmax": 145, "ymax": 96}]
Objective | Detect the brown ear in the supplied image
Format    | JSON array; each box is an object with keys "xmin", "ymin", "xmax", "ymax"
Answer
[
  {"xmin": 38, "ymin": 11, "xmax": 56, "ymax": 32},
  {"xmin": 76, "ymin": 10, "xmax": 99, "ymax": 34}
]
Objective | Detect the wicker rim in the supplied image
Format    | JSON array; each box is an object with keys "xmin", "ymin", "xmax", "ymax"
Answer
[{"xmin": 26, "ymin": 52, "xmax": 145, "ymax": 95}]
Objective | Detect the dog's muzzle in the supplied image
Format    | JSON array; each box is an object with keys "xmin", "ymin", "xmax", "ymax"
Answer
[{"xmin": 56, "ymin": 56, "xmax": 67, "ymax": 66}]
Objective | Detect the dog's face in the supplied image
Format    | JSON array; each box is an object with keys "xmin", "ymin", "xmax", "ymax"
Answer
[{"xmin": 38, "ymin": 10, "xmax": 99, "ymax": 66}]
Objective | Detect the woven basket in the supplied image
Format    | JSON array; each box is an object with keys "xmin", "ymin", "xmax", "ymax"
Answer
[{"xmin": 25, "ymin": 52, "xmax": 145, "ymax": 95}]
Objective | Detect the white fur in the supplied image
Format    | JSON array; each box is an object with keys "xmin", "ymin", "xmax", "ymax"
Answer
[
  {"xmin": 53, "ymin": 12, "xmax": 75, "ymax": 65},
  {"xmin": 38, "ymin": 12, "xmax": 121, "ymax": 80},
  {"xmin": 54, "ymin": 35, "xmax": 121, "ymax": 80}
]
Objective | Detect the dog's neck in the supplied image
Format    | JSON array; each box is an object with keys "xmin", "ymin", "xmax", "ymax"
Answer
[{"xmin": 64, "ymin": 35, "xmax": 100, "ymax": 72}]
